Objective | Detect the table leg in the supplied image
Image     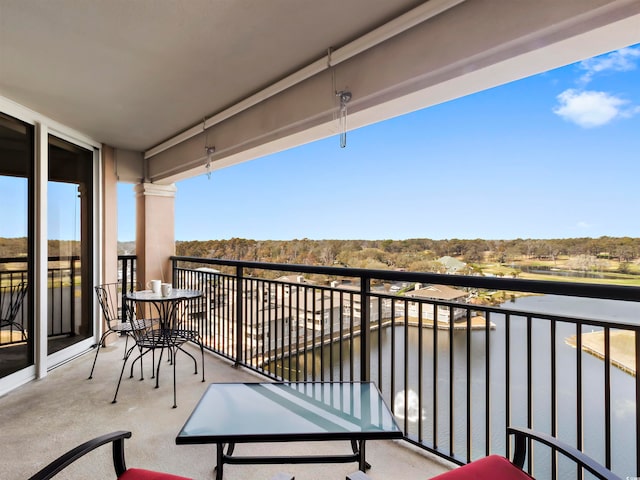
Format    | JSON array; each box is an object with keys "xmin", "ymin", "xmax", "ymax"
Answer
[
  {"xmin": 226, "ymin": 442, "xmax": 235, "ymax": 456},
  {"xmin": 351, "ymin": 440, "xmax": 370, "ymax": 471},
  {"xmin": 216, "ymin": 443, "xmax": 224, "ymax": 480}
]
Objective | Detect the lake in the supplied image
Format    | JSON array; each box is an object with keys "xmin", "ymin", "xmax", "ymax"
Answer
[{"xmin": 277, "ymin": 294, "xmax": 640, "ymax": 478}]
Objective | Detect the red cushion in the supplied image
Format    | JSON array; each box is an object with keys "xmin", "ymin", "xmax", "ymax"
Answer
[
  {"xmin": 119, "ymin": 468, "xmax": 192, "ymax": 480},
  {"xmin": 431, "ymin": 455, "xmax": 533, "ymax": 480}
]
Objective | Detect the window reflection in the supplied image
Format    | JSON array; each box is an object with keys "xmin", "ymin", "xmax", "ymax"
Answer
[{"xmin": 0, "ymin": 113, "xmax": 33, "ymax": 377}]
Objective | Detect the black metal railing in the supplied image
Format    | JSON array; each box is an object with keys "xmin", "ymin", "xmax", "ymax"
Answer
[
  {"xmin": 118, "ymin": 254, "xmax": 136, "ymax": 295},
  {"xmin": 118, "ymin": 255, "xmax": 137, "ymax": 320},
  {"xmin": 172, "ymin": 256, "xmax": 640, "ymax": 479},
  {"xmin": 46, "ymin": 255, "xmax": 81, "ymax": 339},
  {"xmin": 0, "ymin": 257, "xmax": 29, "ymax": 346},
  {"xmin": 0, "ymin": 256, "xmax": 84, "ymax": 345},
  {"xmin": 1, "ymin": 255, "xmax": 137, "ymax": 346}
]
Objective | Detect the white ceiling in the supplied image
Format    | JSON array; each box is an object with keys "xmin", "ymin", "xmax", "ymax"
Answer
[{"xmin": 0, "ymin": 0, "xmax": 426, "ymax": 151}]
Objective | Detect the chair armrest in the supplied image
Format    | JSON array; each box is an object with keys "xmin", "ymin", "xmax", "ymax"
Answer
[
  {"xmin": 508, "ymin": 427, "xmax": 622, "ymax": 480},
  {"xmin": 28, "ymin": 431, "xmax": 132, "ymax": 480}
]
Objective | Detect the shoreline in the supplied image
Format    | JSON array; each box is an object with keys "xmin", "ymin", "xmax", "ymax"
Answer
[{"xmin": 565, "ymin": 330, "xmax": 636, "ymax": 376}]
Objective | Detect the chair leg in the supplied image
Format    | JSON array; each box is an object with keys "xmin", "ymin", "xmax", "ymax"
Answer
[
  {"xmin": 202, "ymin": 346, "xmax": 205, "ymax": 382},
  {"xmin": 129, "ymin": 348, "xmax": 152, "ymax": 380},
  {"xmin": 177, "ymin": 345, "xmax": 198, "ymax": 374},
  {"xmin": 151, "ymin": 347, "xmax": 158, "ymax": 378},
  {"xmin": 198, "ymin": 340, "xmax": 205, "ymax": 382},
  {"xmin": 122, "ymin": 334, "xmax": 129, "ymax": 359},
  {"xmin": 154, "ymin": 347, "xmax": 165, "ymax": 388},
  {"xmin": 12, "ymin": 322, "xmax": 28, "ymax": 342},
  {"xmin": 111, "ymin": 344, "xmax": 138, "ymax": 404},
  {"xmin": 87, "ymin": 331, "xmax": 112, "ymax": 380},
  {"xmin": 172, "ymin": 346, "xmax": 178, "ymax": 408}
]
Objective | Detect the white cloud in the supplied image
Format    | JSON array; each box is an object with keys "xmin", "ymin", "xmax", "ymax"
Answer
[
  {"xmin": 553, "ymin": 89, "xmax": 634, "ymax": 128},
  {"xmin": 577, "ymin": 221, "xmax": 592, "ymax": 229},
  {"xmin": 579, "ymin": 46, "xmax": 640, "ymax": 84}
]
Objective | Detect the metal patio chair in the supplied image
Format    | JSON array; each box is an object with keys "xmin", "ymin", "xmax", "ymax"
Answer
[
  {"xmin": 0, "ymin": 281, "xmax": 28, "ymax": 342},
  {"xmin": 88, "ymin": 282, "xmax": 155, "ymax": 379}
]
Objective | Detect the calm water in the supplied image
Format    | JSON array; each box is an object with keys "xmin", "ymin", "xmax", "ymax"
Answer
[
  {"xmin": 517, "ymin": 265, "xmax": 629, "ymax": 280},
  {"xmin": 276, "ymin": 295, "xmax": 640, "ymax": 478}
]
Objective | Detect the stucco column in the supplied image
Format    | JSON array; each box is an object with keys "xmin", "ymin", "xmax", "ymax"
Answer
[
  {"xmin": 102, "ymin": 146, "xmax": 119, "ymax": 284},
  {"xmin": 98, "ymin": 146, "xmax": 119, "ymax": 347},
  {"xmin": 135, "ymin": 183, "xmax": 177, "ymax": 290}
]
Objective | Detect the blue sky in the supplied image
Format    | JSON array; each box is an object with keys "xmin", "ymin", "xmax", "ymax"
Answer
[
  {"xmin": 118, "ymin": 44, "xmax": 640, "ymax": 242},
  {"xmin": 0, "ymin": 178, "xmax": 80, "ymax": 239}
]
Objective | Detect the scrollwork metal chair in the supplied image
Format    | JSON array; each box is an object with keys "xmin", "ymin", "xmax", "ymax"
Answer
[
  {"xmin": 0, "ymin": 281, "xmax": 28, "ymax": 342},
  {"xmin": 88, "ymin": 283, "xmax": 155, "ymax": 379}
]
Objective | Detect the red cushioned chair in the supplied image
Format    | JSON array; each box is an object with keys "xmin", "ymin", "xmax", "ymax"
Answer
[
  {"xmin": 346, "ymin": 427, "xmax": 620, "ymax": 480},
  {"xmin": 431, "ymin": 454, "xmax": 533, "ymax": 480},
  {"xmin": 28, "ymin": 431, "xmax": 191, "ymax": 480},
  {"xmin": 430, "ymin": 427, "xmax": 620, "ymax": 480}
]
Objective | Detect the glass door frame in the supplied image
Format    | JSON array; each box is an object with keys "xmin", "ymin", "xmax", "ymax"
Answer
[{"xmin": 0, "ymin": 96, "xmax": 103, "ymax": 394}]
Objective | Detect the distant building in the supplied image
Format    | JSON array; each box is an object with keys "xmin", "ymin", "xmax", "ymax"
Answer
[
  {"xmin": 404, "ymin": 283, "xmax": 469, "ymax": 323},
  {"xmin": 438, "ymin": 256, "xmax": 467, "ymax": 274}
]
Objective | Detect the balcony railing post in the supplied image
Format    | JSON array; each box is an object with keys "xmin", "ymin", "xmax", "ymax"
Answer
[
  {"xmin": 70, "ymin": 257, "xmax": 76, "ymax": 336},
  {"xmin": 123, "ymin": 258, "xmax": 130, "ymax": 321},
  {"xmin": 360, "ymin": 275, "xmax": 371, "ymax": 382},
  {"xmin": 172, "ymin": 258, "xmax": 178, "ymax": 286},
  {"xmin": 235, "ymin": 265, "xmax": 244, "ymax": 366}
]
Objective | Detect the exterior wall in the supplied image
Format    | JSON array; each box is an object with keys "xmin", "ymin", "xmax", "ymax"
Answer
[
  {"xmin": 406, "ymin": 302, "xmax": 467, "ymax": 323},
  {"xmin": 101, "ymin": 146, "xmax": 119, "ymax": 284},
  {"xmin": 100, "ymin": 146, "xmax": 119, "ymax": 345},
  {"xmin": 113, "ymin": 148, "xmax": 144, "ymax": 184}
]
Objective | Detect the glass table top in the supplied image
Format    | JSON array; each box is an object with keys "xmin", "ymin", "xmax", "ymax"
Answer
[
  {"xmin": 126, "ymin": 288, "xmax": 201, "ymax": 301},
  {"xmin": 176, "ymin": 382, "xmax": 402, "ymax": 443}
]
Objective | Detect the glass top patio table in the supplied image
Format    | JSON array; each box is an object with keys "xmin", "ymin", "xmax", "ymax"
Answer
[
  {"xmin": 176, "ymin": 382, "xmax": 402, "ymax": 478},
  {"xmin": 177, "ymin": 381, "xmax": 401, "ymax": 442},
  {"xmin": 126, "ymin": 288, "xmax": 202, "ymax": 302},
  {"xmin": 125, "ymin": 288, "xmax": 201, "ymax": 329}
]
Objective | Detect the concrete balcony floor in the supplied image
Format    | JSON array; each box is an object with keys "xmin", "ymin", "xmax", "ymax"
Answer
[{"xmin": 0, "ymin": 338, "xmax": 451, "ymax": 479}]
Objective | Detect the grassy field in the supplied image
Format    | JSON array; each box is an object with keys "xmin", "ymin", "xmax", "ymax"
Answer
[
  {"xmin": 517, "ymin": 271, "xmax": 640, "ymax": 286},
  {"xmin": 566, "ymin": 330, "xmax": 636, "ymax": 376},
  {"xmin": 479, "ymin": 257, "xmax": 640, "ymax": 288}
]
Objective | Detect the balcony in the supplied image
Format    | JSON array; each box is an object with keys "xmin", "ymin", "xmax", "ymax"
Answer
[
  {"xmin": 0, "ymin": 328, "xmax": 450, "ymax": 480},
  {"xmin": 1, "ymin": 255, "xmax": 638, "ymax": 478},
  {"xmin": 2, "ymin": 4, "xmax": 640, "ymax": 478}
]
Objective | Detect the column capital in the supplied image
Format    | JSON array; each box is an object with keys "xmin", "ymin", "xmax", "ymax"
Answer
[{"xmin": 135, "ymin": 182, "xmax": 177, "ymax": 198}]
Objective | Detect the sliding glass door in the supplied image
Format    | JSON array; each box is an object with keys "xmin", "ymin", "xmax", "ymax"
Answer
[
  {"xmin": 0, "ymin": 113, "xmax": 33, "ymax": 378},
  {"xmin": 0, "ymin": 108, "xmax": 98, "ymax": 387},
  {"xmin": 47, "ymin": 136, "xmax": 94, "ymax": 354}
]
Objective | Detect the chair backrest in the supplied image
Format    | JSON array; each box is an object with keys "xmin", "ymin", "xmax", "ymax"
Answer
[
  {"xmin": 95, "ymin": 283, "xmax": 132, "ymax": 327},
  {"xmin": 0, "ymin": 282, "xmax": 28, "ymax": 324}
]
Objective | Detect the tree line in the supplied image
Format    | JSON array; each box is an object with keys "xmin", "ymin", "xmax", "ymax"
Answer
[
  {"xmin": 0, "ymin": 238, "xmax": 80, "ymax": 259},
  {"xmin": 174, "ymin": 236, "xmax": 640, "ymax": 272},
  {"xmin": 2, "ymin": 236, "xmax": 637, "ymax": 273}
]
